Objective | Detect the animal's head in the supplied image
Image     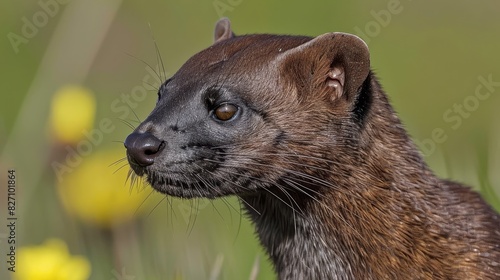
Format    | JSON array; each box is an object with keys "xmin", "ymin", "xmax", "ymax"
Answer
[{"xmin": 124, "ymin": 18, "xmax": 371, "ymax": 198}]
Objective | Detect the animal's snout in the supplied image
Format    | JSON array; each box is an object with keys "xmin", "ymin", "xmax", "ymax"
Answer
[{"xmin": 124, "ymin": 132, "xmax": 165, "ymax": 167}]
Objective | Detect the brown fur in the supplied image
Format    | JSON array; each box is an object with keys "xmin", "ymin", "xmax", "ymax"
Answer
[{"xmin": 125, "ymin": 18, "xmax": 500, "ymax": 279}]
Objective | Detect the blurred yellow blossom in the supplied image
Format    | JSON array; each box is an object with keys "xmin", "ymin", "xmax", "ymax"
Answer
[
  {"xmin": 50, "ymin": 85, "xmax": 96, "ymax": 143},
  {"xmin": 15, "ymin": 239, "xmax": 90, "ymax": 280},
  {"xmin": 58, "ymin": 148, "xmax": 148, "ymax": 228}
]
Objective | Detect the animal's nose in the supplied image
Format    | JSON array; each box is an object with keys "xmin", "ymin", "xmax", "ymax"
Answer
[{"xmin": 124, "ymin": 132, "xmax": 165, "ymax": 167}]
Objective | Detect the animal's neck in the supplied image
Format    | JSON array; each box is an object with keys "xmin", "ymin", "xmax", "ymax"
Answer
[
  {"xmin": 240, "ymin": 79, "xmax": 439, "ymax": 279},
  {"xmin": 241, "ymin": 192, "xmax": 357, "ymax": 279},
  {"xmin": 240, "ymin": 164, "xmax": 424, "ymax": 279}
]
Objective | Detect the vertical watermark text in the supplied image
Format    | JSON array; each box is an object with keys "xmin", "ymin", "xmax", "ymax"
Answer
[{"xmin": 6, "ymin": 169, "xmax": 17, "ymax": 273}]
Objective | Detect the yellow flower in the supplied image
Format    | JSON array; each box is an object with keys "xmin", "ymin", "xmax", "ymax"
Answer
[
  {"xmin": 50, "ymin": 85, "xmax": 96, "ymax": 143},
  {"xmin": 15, "ymin": 239, "xmax": 91, "ymax": 280},
  {"xmin": 57, "ymin": 148, "xmax": 149, "ymax": 227}
]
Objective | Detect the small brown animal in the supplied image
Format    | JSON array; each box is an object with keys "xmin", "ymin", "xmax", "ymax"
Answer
[{"xmin": 124, "ymin": 18, "xmax": 500, "ymax": 279}]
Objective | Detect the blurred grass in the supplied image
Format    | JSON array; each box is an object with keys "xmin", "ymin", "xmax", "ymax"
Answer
[{"xmin": 1, "ymin": 0, "xmax": 499, "ymax": 279}]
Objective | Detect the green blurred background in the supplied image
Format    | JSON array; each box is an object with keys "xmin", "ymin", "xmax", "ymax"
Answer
[{"xmin": 1, "ymin": 0, "xmax": 499, "ymax": 279}]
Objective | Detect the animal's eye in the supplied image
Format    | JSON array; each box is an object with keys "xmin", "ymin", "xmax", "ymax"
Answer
[{"xmin": 214, "ymin": 103, "xmax": 238, "ymax": 121}]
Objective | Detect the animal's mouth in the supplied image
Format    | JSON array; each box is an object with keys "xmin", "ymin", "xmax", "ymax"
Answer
[
  {"xmin": 127, "ymin": 159, "xmax": 145, "ymax": 176},
  {"xmin": 144, "ymin": 169, "xmax": 225, "ymax": 199},
  {"xmin": 126, "ymin": 157, "xmax": 227, "ymax": 199}
]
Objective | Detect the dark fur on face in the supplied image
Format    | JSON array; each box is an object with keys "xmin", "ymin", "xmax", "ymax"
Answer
[{"xmin": 125, "ymin": 18, "xmax": 500, "ymax": 279}]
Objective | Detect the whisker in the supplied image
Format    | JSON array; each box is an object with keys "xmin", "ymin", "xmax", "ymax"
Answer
[
  {"xmin": 148, "ymin": 22, "xmax": 167, "ymax": 82},
  {"xmin": 147, "ymin": 195, "xmax": 167, "ymax": 219},
  {"xmin": 113, "ymin": 162, "xmax": 131, "ymax": 175},
  {"xmin": 220, "ymin": 151, "xmax": 371, "ymax": 195},
  {"xmin": 129, "ymin": 105, "xmax": 142, "ymax": 124},
  {"xmin": 125, "ymin": 169, "xmax": 134, "ymax": 186},
  {"xmin": 134, "ymin": 188, "xmax": 156, "ymax": 215},
  {"xmin": 232, "ymin": 200, "xmax": 244, "ymax": 244},
  {"xmin": 237, "ymin": 165, "xmax": 364, "ymax": 244},
  {"xmin": 214, "ymin": 149, "xmax": 342, "ymax": 167},
  {"xmin": 142, "ymin": 81, "xmax": 161, "ymax": 91},
  {"xmin": 202, "ymin": 152, "xmax": 373, "ymax": 244},
  {"xmin": 124, "ymin": 51, "xmax": 162, "ymax": 83},
  {"xmin": 117, "ymin": 118, "xmax": 137, "ymax": 130},
  {"xmin": 214, "ymin": 154, "xmax": 346, "ymax": 194},
  {"xmin": 108, "ymin": 157, "xmax": 127, "ymax": 167},
  {"xmin": 191, "ymin": 166, "xmax": 245, "ymax": 225},
  {"xmin": 235, "ymin": 195, "xmax": 261, "ymax": 216},
  {"xmin": 185, "ymin": 174, "xmax": 203, "ymax": 235},
  {"xmin": 187, "ymin": 199, "xmax": 200, "ymax": 236},
  {"xmin": 205, "ymin": 164, "xmax": 305, "ymax": 217}
]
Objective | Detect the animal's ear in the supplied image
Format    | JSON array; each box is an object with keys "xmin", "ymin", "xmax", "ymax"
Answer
[
  {"xmin": 214, "ymin": 18, "xmax": 235, "ymax": 44},
  {"xmin": 278, "ymin": 33, "xmax": 370, "ymax": 102}
]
